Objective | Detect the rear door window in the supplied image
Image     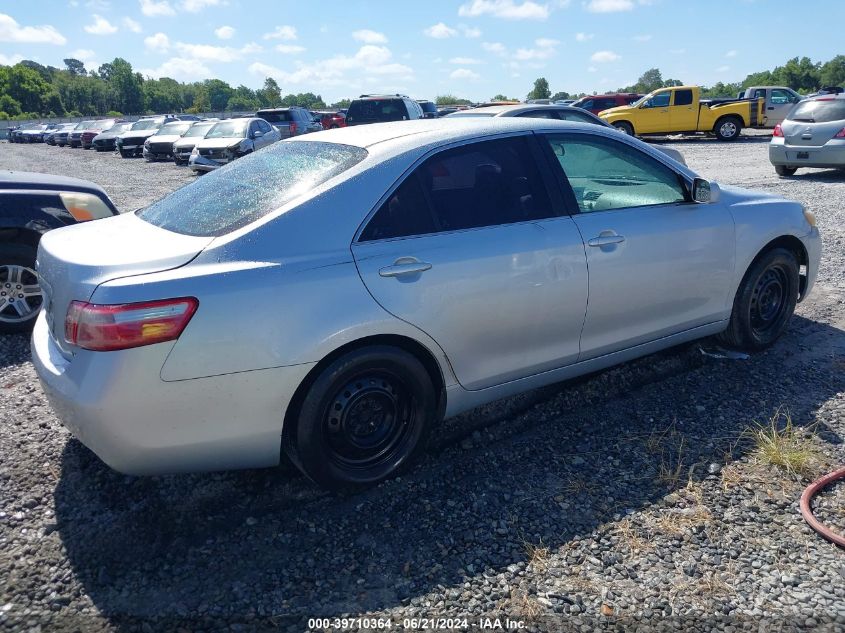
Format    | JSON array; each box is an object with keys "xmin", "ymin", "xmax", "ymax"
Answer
[
  {"xmin": 360, "ymin": 136, "xmax": 555, "ymax": 240},
  {"xmin": 138, "ymin": 141, "xmax": 368, "ymax": 237},
  {"xmin": 673, "ymin": 89, "xmax": 693, "ymax": 106},
  {"xmin": 258, "ymin": 110, "xmax": 294, "ymax": 123},
  {"xmin": 347, "ymin": 99, "xmax": 407, "ymax": 123}
]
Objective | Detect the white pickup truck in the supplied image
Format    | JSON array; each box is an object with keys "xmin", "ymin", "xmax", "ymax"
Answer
[{"xmin": 736, "ymin": 86, "xmax": 804, "ymax": 127}]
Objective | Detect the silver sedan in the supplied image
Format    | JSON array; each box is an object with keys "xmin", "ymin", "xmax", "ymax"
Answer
[
  {"xmin": 769, "ymin": 95, "xmax": 845, "ymax": 176},
  {"xmin": 32, "ymin": 118, "xmax": 821, "ymax": 490}
]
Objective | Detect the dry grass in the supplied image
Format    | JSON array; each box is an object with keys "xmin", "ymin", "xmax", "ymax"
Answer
[
  {"xmin": 613, "ymin": 516, "xmax": 653, "ymax": 553},
  {"xmin": 750, "ymin": 409, "xmax": 821, "ymax": 479},
  {"xmin": 523, "ymin": 539, "xmax": 550, "ymax": 572},
  {"xmin": 506, "ymin": 589, "xmax": 546, "ymax": 618}
]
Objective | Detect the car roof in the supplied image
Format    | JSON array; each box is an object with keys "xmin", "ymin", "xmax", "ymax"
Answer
[
  {"xmin": 448, "ymin": 104, "xmax": 597, "ymax": 117},
  {"xmin": 0, "ymin": 171, "xmax": 111, "ymax": 198},
  {"xmin": 290, "ymin": 117, "xmax": 620, "ymax": 157}
]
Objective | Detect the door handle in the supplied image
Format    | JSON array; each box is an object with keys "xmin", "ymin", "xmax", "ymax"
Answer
[
  {"xmin": 587, "ymin": 234, "xmax": 626, "ymax": 247},
  {"xmin": 660, "ymin": 108, "xmax": 669, "ymax": 112},
  {"xmin": 379, "ymin": 258, "xmax": 432, "ymax": 277},
  {"xmin": 768, "ymin": 107, "xmax": 775, "ymax": 110}
]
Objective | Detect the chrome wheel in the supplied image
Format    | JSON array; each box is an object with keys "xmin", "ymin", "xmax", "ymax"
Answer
[
  {"xmin": 719, "ymin": 121, "xmax": 738, "ymax": 138},
  {"xmin": 0, "ymin": 264, "xmax": 42, "ymax": 323}
]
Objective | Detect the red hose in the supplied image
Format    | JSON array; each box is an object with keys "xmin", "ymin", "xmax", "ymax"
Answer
[{"xmin": 800, "ymin": 466, "xmax": 845, "ymax": 548}]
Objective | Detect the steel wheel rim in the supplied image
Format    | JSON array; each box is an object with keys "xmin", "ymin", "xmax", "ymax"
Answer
[
  {"xmin": 0, "ymin": 264, "xmax": 42, "ymax": 323},
  {"xmin": 750, "ymin": 265, "xmax": 788, "ymax": 336},
  {"xmin": 720, "ymin": 121, "xmax": 737, "ymax": 137},
  {"xmin": 324, "ymin": 370, "xmax": 415, "ymax": 469}
]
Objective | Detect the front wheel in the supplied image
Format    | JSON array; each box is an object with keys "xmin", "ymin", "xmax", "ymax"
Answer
[
  {"xmin": 613, "ymin": 121, "xmax": 634, "ymax": 136},
  {"xmin": 715, "ymin": 117, "xmax": 742, "ymax": 141},
  {"xmin": 289, "ymin": 346, "xmax": 436, "ymax": 490},
  {"xmin": 0, "ymin": 243, "xmax": 43, "ymax": 334},
  {"xmin": 718, "ymin": 248, "xmax": 799, "ymax": 351},
  {"xmin": 775, "ymin": 165, "xmax": 797, "ymax": 177}
]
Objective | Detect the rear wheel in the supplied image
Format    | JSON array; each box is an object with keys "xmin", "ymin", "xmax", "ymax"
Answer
[
  {"xmin": 613, "ymin": 121, "xmax": 634, "ymax": 136},
  {"xmin": 775, "ymin": 165, "xmax": 797, "ymax": 177},
  {"xmin": 717, "ymin": 247, "xmax": 799, "ymax": 351},
  {"xmin": 0, "ymin": 243, "xmax": 42, "ymax": 334},
  {"xmin": 715, "ymin": 116, "xmax": 742, "ymax": 141},
  {"xmin": 289, "ymin": 346, "xmax": 436, "ymax": 490}
]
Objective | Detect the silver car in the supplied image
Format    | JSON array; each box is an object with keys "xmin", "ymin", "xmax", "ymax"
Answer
[
  {"xmin": 189, "ymin": 117, "xmax": 281, "ymax": 173},
  {"xmin": 769, "ymin": 95, "xmax": 845, "ymax": 176},
  {"xmin": 142, "ymin": 121, "xmax": 195, "ymax": 161},
  {"xmin": 32, "ymin": 118, "xmax": 820, "ymax": 490},
  {"xmin": 172, "ymin": 120, "xmax": 217, "ymax": 165}
]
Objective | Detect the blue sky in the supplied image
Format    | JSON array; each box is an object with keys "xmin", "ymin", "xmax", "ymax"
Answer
[{"xmin": 0, "ymin": 0, "xmax": 842, "ymax": 102}]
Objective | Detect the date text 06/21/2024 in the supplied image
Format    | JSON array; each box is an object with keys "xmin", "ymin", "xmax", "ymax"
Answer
[{"xmin": 307, "ymin": 617, "xmax": 526, "ymax": 630}]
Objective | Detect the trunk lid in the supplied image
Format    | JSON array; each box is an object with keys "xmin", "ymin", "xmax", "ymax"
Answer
[
  {"xmin": 781, "ymin": 119, "xmax": 844, "ymax": 147},
  {"xmin": 37, "ymin": 212, "xmax": 213, "ymax": 357}
]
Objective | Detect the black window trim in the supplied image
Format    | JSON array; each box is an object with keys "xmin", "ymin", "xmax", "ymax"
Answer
[
  {"xmin": 535, "ymin": 130, "xmax": 694, "ymax": 216},
  {"xmin": 354, "ymin": 132, "xmax": 568, "ymax": 244}
]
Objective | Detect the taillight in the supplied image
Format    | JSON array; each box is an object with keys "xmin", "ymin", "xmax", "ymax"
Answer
[
  {"xmin": 65, "ymin": 298, "xmax": 198, "ymax": 351},
  {"xmin": 835, "ymin": 127, "xmax": 845, "ymax": 138},
  {"xmin": 772, "ymin": 123, "xmax": 783, "ymax": 137},
  {"xmin": 289, "ymin": 122, "xmax": 298, "ymax": 135}
]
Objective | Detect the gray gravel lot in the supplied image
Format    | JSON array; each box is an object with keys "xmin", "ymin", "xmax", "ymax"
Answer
[{"xmin": 1, "ymin": 136, "xmax": 845, "ymax": 632}]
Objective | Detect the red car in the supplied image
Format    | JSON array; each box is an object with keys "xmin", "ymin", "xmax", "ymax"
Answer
[
  {"xmin": 571, "ymin": 93, "xmax": 642, "ymax": 115},
  {"xmin": 314, "ymin": 111, "xmax": 346, "ymax": 129},
  {"xmin": 80, "ymin": 119, "xmax": 124, "ymax": 149}
]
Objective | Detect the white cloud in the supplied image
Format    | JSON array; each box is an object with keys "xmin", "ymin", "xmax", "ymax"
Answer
[
  {"xmin": 424, "ymin": 22, "xmax": 458, "ymax": 38},
  {"xmin": 352, "ymin": 29, "xmax": 388, "ymax": 44},
  {"xmin": 180, "ymin": 0, "xmax": 222, "ymax": 11},
  {"xmin": 122, "ymin": 17, "xmax": 142, "ymax": 32},
  {"xmin": 275, "ymin": 44, "xmax": 305, "ymax": 54},
  {"xmin": 0, "ymin": 13, "xmax": 66, "ymax": 44},
  {"xmin": 0, "ymin": 52, "xmax": 23, "ymax": 65},
  {"xmin": 482, "ymin": 41, "xmax": 507, "ymax": 56},
  {"xmin": 458, "ymin": 0, "xmax": 550, "ymax": 20},
  {"xmin": 575, "ymin": 32, "xmax": 593, "ymax": 42},
  {"xmin": 449, "ymin": 56, "xmax": 482, "ymax": 64},
  {"xmin": 461, "ymin": 25, "xmax": 482, "ymax": 37},
  {"xmin": 633, "ymin": 34, "xmax": 652, "ymax": 42},
  {"xmin": 590, "ymin": 50, "xmax": 620, "ymax": 62},
  {"xmin": 70, "ymin": 48, "xmax": 96, "ymax": 60},
  {"xmin": 248, "ymin": 44, "xmax": 413, "ymax": 89},
  {"xmin": 174, "ymin": 41, "xmax": 262, "ymax": 62},
  {"xmin": 450, "ymin": 68, "xmax": 480, "ymax": 80},
  {"xmin": 263, "ymin": 25, "xmax": 297, "ymax": 40},
  {"xmin": 585, "ymin": 0, "xmax": 634, "ymax": 12},
  {"xmin": 84, "ymin": 14, "xmax": 118, "ymax": 35},
  {"xmin": 140, "ymin": 56, "xmax": 212, "ymax": 81},
  {"xmin": 214, "ymin": 25, "xmax": 235, "ymax": 40},
  {"xmin": 725, "ymin": 50, "xmax": 737, "ymax": 58},
  {"xmin": 515, "ymin": 37, "xmax": 558, "ymax": 61},
  {"xmin": 716, "ymin": 65, "xmax": 730, "ymax": 72},
  {"xmin": 139, "ymin": 0, "xmax": 176, "ymax": 16},
  {"xmin": 144, "ymin": 31, "xmax": 170, "ymax": 52}
]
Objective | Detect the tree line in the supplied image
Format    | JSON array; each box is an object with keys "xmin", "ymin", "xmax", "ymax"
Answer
[
  {"xmin": 2, "ymin": 54, "xmax": 844, "ymax": 120},
  {"xmin": 0, "ymin": 57, "xmax": 337, "ymax": 120}
]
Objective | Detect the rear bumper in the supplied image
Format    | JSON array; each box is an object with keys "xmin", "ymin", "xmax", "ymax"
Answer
[
  {"xmin": 31, "ymin": 312, "xmax": 315, "ymax": 475},
  {"xmin": 769, "ymin": 141, "xmax": 845, "ymax": 168}
]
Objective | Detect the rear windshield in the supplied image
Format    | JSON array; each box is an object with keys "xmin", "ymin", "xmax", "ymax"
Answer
[
  {"xmin": 257, "ymin": 110, "xmax": 294, "ymax": 123},
  {"xmin": 131, "ymin": 119, "xmax": 161, "ymax": 131},
  {"xmin": 788, "ymin": 99, "xmax": 845, "ymax": 123},
  {"xmin": 418, "ymin": 102, "xmax": 437, "ymax": 114},
  {"xmin": 137, "ymin": 141, "xmax": 369, "ymax": 237},
  {"xmin": 347, "ymin": 99, "xmax": 408, "ymax": 123}
]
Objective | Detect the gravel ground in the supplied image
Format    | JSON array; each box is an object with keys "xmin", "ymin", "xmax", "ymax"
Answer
[{"xmin": 1, "ymin": 136, "xmax": 845, "ymax": 632}]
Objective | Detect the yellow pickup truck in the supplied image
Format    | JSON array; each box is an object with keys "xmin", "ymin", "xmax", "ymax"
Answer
[{"xmin": 599, "ymin": 85, "xmax": 766, "ymax": 141}]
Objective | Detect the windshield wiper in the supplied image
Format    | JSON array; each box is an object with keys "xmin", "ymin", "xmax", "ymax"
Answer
[{"xmin": 791, "ymin": 118, "xmax": 815, "ymax": 123}]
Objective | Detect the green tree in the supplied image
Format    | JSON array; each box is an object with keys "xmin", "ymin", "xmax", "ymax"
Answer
[
  {"xmin": 773, "ymin": 57, "xmax": 820, "ymax": 92},
  {"xmin": 64, "ymin": 58, "xmax": 86, "ymax": 76},
  {"xmin": 7, "ymin": 63, "xmax": 51, "ymax": 113},
  {"xmin": 435, "ymin": 94, "xmax": 471, "ymax": 105},
  {"xmin": 635, "ymin": 68, "xmax": 663, "ymax": 93},
  {"xmin": 331, "ymin": 98, "xmax": 351, "ymax": 108},
  {"xmin": 106, "ymin": 58, "xmax": 144, "ymax": 114},
  {"xmin": 202, "ymin": 78, "xmax": 234, "ymax": 111},
  {"xmin": 527, "ymin": 77, "xmax": 551, "ymax": 100},
  {"xmin": 257, "ymin": 77, "xmax": 282, "ymax": 107},
  {"xmin": 819, "ymin": 55, "xmax": 845, "ymax": 88},
  {"xmin": 492, "ymin": 93, "xmax": 518, "ymax": 101},
  {"xmin": 0, "ymin": 94, "xmax": 22, "ymax": 116}
]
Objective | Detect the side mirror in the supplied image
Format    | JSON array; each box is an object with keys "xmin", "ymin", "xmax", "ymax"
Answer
[
  {"xmin": 253, "ymin": 131, "xmax": 263, "ymax": 139},
  {"xmin": 692, "ymin": 178, "xmax": 720, "ymax": 203}
]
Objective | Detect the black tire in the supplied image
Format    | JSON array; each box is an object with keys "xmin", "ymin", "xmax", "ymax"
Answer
[
  {"xmin": 0, "ymin": 242, "xmax": 42, "ymax": 335},
  {"xmin": 717, "ymin": 247, "xmax": 799, "ymax": 351},
  {"xmin": 613, "ymin": 121, "xmax": 635, "ymax": 136},
  {"xmin": 289, "ymin": 346, "xmax": 436, "ymax": 490},
  {"xmin": 775, "ymin": 165, "xmax": 797, "ymax": 177},
  {"xmin": 119, "ymin": 149, "xmax": 130, "ymax": 158},
  {"xmin": 714, "ymin": 116, "xmax": 742, "ymax": 141}
]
